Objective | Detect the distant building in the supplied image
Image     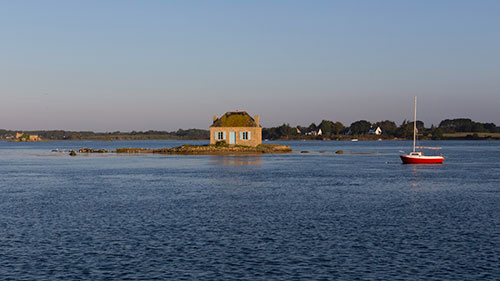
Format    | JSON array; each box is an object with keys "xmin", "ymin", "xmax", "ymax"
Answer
[
  {"xmin": 14, "ymin": 132, "xmax": 41, "ymax": 142},
  {"xmin": 210, "ymin": 111, "xmax": 262, "ymax": 147},
  {"xmin": 305, "ymin": 129, "xmax": 322, "ymax": 136},
  {"xmin": 368, "ymin": 126, "xmax": 382, "ymax": 135}
]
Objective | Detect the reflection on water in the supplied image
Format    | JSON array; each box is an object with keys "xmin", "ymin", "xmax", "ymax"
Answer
[
  {"xmin": 409, "ymin": 165, "xmax": 421, "ymax": 188},
  {"xmin": 406, "ymin": 163, "xmax": 446, "ymax": 188},
  {"xmin": 209, "ymin": 155, "xmax": 262, "ymax": 166}
]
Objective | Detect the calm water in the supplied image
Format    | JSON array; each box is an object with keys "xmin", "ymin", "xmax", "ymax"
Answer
[{"xmin": 0, "ymin": 140, "xmax": 499, "ymax": 280}]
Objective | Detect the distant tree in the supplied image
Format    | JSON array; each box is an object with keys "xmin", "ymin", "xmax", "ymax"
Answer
[
  {"xmin": 396, "ymin": 120, "xmax": 425, "ymax": 139},
  {"xmin": 439, "ymin": 119, "xmax": 458, "ymax": 133},
  {"xmin": 262, "ymin": 127, "xmax": 279, "ymax": 140},
  {"xmin": 278, "ymin": 123, "xmax": 296, "ymax": 139},
  {"xmin": 483, "ymin": 123, "xmax": 497, "ymax": 133},
  {"xmin": 439, "ymin": 118, "xmax": 472, "ymax": 133},
  {"xmin": 375, "ymin": 120, "xmax": 397, "ymax": 136},
  {"xmin": 431, "ymin": 127, "xmax": 443, "ymax": 140},
  {"xmin": 176, "ymin": 129, "xmax": 210, "ymax": 139},
  {"xmin": 319, "ymin": 120, "xmax": 334, "ymax": 137},
  {"xmin": 307, "ymin": 123, "xmax": 317, "ymax": 133},
  {"xmin": 176, "ymin": 129, "xmax": 186, "ymax": 136},
  {"xmin": 438, "ymin": 118, "xmax": 497, "ymax": 133},
  {"xmin": 471, "ymin": 122, "xmax": 484, "ymax": 132},
  {"xmin": 0, "ymin": 129, "xmax": 8, "ymax": 138},
  {"xmin": 349, "ymin": 120, "xmax": 371, "ymax": 135},
  {"xmin": 332, "ymin": 122, "xmax": 345, "ymax": 135}
]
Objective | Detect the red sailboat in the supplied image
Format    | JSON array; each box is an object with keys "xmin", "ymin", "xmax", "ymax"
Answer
[{"xmin": 400, "ymin": 97, "xmax": 444, "ymax": 164}]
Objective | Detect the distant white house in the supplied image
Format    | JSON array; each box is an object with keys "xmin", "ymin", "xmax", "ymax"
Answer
[
  {"xmin": 368, "ymin": 126, "xmax": 382, "ymax": 135},
  {"xmin": 305, "ymin": 129, "xmax": 322, "ymax": 136}
]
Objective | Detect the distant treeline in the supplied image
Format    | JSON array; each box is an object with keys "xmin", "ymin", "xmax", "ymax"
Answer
[
  {"xmin": 263, "ymin": 118, "xmax": 500, "ymax": 140},
  {"xmin": 0, "ymin": 129, "xmax": 209, "ymax": 141},
  {"xmin": 1, "ymin": 118, "xmax": 498, "ymax": 141}
]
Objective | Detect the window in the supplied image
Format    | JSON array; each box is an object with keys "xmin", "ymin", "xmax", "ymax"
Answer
[
  {"xmin": 242, "ymin": 132, "xmax": 249, "ymax": 140},
  {"xmin": 217, "ymin": 131, "xmax": 224, "ymax": 140}
]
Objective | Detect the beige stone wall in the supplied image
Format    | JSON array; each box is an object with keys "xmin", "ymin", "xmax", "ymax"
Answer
[{"xmin": 210, "ymin": 127, "xmax": 262, "ymax": 147}]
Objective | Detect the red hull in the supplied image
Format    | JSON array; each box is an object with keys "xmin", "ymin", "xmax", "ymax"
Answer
[{"xmin": 400, "ymin": 155, "xmax": 443, "ymax": 164}]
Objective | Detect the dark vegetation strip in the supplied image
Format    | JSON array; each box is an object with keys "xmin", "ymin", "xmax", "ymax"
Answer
[{"xmin": 1, "ymin": 118, "xmax": 499, "ymax": 141}]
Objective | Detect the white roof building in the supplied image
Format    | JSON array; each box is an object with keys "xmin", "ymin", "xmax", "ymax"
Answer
[{"xmin": 368, "ymin": 126, "xmax": 382, "ymax": 135}]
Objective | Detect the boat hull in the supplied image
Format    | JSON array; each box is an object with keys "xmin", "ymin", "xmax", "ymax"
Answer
[{"xmin": 400, "ymin": 155, "xmax": 444, "ymax": 164}]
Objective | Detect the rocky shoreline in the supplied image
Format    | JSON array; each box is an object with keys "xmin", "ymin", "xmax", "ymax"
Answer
[{"xmin": 68, "ymin": 144, "xmax": 292, "ymax": 156}]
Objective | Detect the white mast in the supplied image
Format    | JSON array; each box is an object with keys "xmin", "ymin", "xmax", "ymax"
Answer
[{"xmin": 413, "ymin": 96, "xmax": 417, "ymax": 153}]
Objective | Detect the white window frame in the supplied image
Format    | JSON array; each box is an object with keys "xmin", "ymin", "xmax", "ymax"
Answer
[
  {"xmin": 242, "ymin": 131, "xmax": 249, "ymax": 140},
  {"xmin": 217, "ymin": 131, "xmax": 224, "ymax": 140}
]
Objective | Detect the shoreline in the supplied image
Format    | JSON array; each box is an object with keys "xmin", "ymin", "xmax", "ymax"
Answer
[
  {"xmin": 2, "ymin": 138, "xmax": 499, "ymax": 143},
  {"xmin": 68, "ymin": 144, "xmax": 292, "ymax": 156}
]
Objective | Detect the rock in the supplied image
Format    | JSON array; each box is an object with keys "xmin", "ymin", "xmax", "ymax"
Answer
[
  {"xmin": 336, "ymin": 150, "xmax": 344, "ymax": 154},
  {"xmin": 69, "ymin": 150, "xmax": 77, "ymax": 156},
  {"xmin": 77, "ymin": 148, "xmax": 109, "ymax": 153}
]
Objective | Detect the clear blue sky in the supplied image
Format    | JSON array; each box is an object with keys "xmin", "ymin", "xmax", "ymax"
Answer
[{"xmin": 1, "ymin": 0, "xmax": 499, "ymax": 131}]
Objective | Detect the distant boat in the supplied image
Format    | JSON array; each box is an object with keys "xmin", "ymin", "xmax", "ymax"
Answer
[
  {"xmin": 400, "ymin": 96, "xmax": 444, "ymax": 164},
  {"xmin": 351, "ymin": 139, "xmax": 358, "ymax": 142}
]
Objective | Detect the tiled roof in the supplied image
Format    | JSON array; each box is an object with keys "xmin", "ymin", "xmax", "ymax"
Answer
[{"xmin": 211, "ymin": 111, "xmax": 258, "ymax": 127}]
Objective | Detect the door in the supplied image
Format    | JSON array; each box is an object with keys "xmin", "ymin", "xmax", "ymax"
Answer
[{"xmin": 229, "ymin": 132, "xmax": 236, "ymax": 144}]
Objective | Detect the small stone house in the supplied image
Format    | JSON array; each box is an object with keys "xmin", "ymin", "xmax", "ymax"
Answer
[{"xmin": 210, "ymin": 111, "xmax": 262, "ymax": 147}]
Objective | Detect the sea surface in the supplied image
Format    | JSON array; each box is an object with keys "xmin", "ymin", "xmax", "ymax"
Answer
[{"xmin": 0, "ymin": 140, "xmax": 499, "ymax": 280}]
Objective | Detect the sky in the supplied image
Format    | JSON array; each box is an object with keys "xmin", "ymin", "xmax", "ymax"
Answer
[{"xmin": 1, "ymin": 0, "xmax": 499, "ymax": 131}]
